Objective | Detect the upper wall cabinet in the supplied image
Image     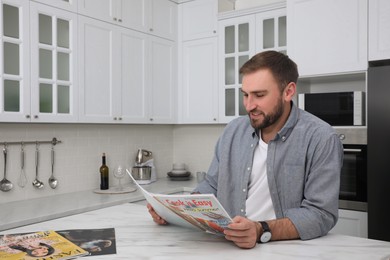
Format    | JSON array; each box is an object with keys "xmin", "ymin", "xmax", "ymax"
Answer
[
  {"xmin": 369, "ymin": 0, "xmax": 390, "ymax": 61},
  {"xmin": 30, "ymin": 2, "xmax": 78, "ymax": 122},
  {"xmin": 31, "ymin": 0, "xmax": 78, "ymax": 13},
  {"xmin": 218, "ymin": 4, "xmax": 286, "ymax": 123},
  {"xmin": 180, "ymin": 0, "xmax": 217, "ymax": 41},
  {"xmin": 0, "ymin": 0, "xmax": 30, "ymax": 122},
  {"xmin": 287, "ymin": 0, "xmax": 368, "ymax": 77},
  {"xmin": 78, "ymin": 0, "xmax": 177, "ymax": 41}
]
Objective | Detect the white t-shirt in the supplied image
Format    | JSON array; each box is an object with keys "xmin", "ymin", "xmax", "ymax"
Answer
[{"xmin": 245, "ymin": 137, "xmax": 276, "ymax": 221}]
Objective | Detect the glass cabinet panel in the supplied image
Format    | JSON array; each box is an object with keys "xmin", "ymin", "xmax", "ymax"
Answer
[
  {"xmin": 278, "ymin": 16, "xmax": 287, "ymax": 47},
  {"xmin": 57, "ymin": 18, "xmax": 69, "ymax": 48},
  {"xmin": 3, "ymin": 4, "xmax": 19, "ymax": 38},
  {"xmin": 4, "ymin": 80, "xmax": 20, "ymax": 112},
  {"xmin": 3, "ymin": 42, "xmax": 19, "ymax": 75},
  {"xmin": 225, "ymin": 89, "xmax": 235, "ymax": 116},
  {"xmin": 39, "ymin": 49, "xmax": 53, "ymax": 78},
  {"xmin": 238, "ymin": 55, "xmax": 249, "ymax": 84},
  {"xmin": 238, "ymin": 23, "xmax": 249, "ymax": 52},
  {"xmin": 239, "ymin": 88, "xmax": 246, "ymax": 116},
  {"xmin": 39, "ymin": 14, "xmax": 52, "ymax": 45},
  {"xmin": 225, "ymin": 57, "xmax": 235, "ymax": 85},
  {"xmin": 57, "ymin": 52, "xmax": 69, "ymax": 81},
  {"xmin": 225, "ymin": 25, "xmax": 235, "ymax": 54},
  {"xmin": 263, "ymin": 18, "xmax": 275, "ymax": 49},
  {"xmin": 58, "ymin": 85, "xmax": 70, "ymax": 113},
  {"xmin": 39, "ymin": 83, "xmax": 53, "ymax": 113}
]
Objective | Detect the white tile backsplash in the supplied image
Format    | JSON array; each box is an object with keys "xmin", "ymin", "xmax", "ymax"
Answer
[{"xmin": 0, "ymin": 123, "xmax": 225, "ymax": 204}]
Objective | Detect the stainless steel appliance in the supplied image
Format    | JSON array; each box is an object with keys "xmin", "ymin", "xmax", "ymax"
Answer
[
  {"xmin": 368, "ymin": 63, "xmax": 390, "ymax": 241},
  {"xmin": 131, "ymin": 149, "xmax": 157, "ymax": 185},
  {"xmin": 335, "ymin": 128, "xmax": 367, "ymax": 212},
  {"xmin": 298, "ymin": 91, "xmax": 365, "ymax": 126}
]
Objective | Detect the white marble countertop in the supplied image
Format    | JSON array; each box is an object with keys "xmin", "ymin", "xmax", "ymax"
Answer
[
  {"xmin": 0, "ymin": 177, "xmax": 198, "ymax": 231},
  {"xmin": 1, "ymin": 203, "xmax": 390, "ymax": 260}
]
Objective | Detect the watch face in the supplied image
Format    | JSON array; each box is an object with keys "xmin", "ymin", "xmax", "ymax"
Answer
[{"xmin": 261, "ymin": 231, "xmax": 272, "ymax": 243}]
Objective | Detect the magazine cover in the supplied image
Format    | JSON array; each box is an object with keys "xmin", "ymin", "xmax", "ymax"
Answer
[
  {"xmin": 0, "ymin": 230, "xmax": 88, "ymax": 260},
  {"xmin": 56, "ymin": 228, "xmax": 116, "ymax": 256},
  {"xmin": 126, "ymin": 169, "xmax": 232, "ymax": 235}
]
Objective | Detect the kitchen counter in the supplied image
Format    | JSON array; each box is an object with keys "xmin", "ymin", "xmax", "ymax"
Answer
[
  {"xmin": 0, "ymin": 177, "xmax": 198, "ymax": 231},
  {"xmin": 1, "ymin": 203, "xmax": 390, "ymax": 260}
]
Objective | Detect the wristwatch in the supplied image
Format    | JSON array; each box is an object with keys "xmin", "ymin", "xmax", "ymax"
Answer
[{"xmin": 258, "ymin": 221, "xmax": 272, "ymax": 243}]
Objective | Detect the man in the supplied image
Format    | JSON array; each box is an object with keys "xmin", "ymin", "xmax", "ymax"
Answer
[{"xmin": 148, "ymin": 51, "xmax": 343, "ymax": 249}]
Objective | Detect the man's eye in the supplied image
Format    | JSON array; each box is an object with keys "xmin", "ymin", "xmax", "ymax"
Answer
[{"xmin": 256, "ymin": 93, "xmax": 264, "ymax": 98}]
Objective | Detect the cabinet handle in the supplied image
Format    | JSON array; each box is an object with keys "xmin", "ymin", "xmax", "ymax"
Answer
[
  {"xmin": 149, "ymin": 118, "xmax": 153, "ymax": 121},
  {"xmin": 149, "ymin": 28, "xmax": 153, "ymax": 32},
  {"xmin": 213, "ymin": 30, "xmax": 216, "ymax": 34},
  {"xmin": 118, "ymin": 19, "xmax": 122, "ymax": 22},
  {"xmin": 113, "ymin": 17, "xmax": 117, "ymax": 21},
  {"xmin": 213, "ymin": 118, "xmax": 217, "ymax": 121},
  {"xmin": 25, "ymin": 115, "xmax": 30, "ymax": 119},
  {"xmin": 113, "ymin": 117, "xmax": 117, "ymax": 120},
  {"xmin": 34, "ymin": 115, "xmax": 38, "ymax": 119},
  {"xmin": 118, "ymin": 117, "xmax": 122, "ymax": 121}
]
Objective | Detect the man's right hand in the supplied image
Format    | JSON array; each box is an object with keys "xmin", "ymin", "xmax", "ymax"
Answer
[{"xmin": 147, "ymin": 203, "xmax": 168, "ymax": 225}]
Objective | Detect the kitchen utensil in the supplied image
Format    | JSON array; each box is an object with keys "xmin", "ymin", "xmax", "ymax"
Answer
[
  {"xmin": 17, "ymin": 143, "xmax": 28, "ymax": 188},
  {"xmin": 48, "ymin": 145, "xmax": 58, "ymax": 189},
  {"xmin": 0, "ymin": 145, "xmax": 13, "ymax": 192},
  {"xmin": 167, "ymin": 171, "xmax": 191, "ymax": 178},
  {"xmin": 32, "ymin": 143, "xmax": 44, "ymax": 189},
  {"xmin": 135, "ymin": 149, "xmax": 153, "ymax": 165}
]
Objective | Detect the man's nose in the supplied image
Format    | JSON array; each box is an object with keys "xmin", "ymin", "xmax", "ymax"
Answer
[{"xmin": 245, "ymin": 95, "xmax": 256, "ymax": 112}]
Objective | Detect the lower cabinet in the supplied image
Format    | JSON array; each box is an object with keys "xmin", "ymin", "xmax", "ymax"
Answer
[{"xmin": 331, "ymin": 209, "xmax": 367, "ymax": 238}]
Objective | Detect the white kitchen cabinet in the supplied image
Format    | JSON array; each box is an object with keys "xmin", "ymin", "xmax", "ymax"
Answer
[
  {"xmin": 78, "ymin": 16, "xmax": 175, "ymax": 124},
  {"xmin": 218, "ymin": 4, "xmax": 286, "ymax": 123},
  {"xmin": 30, "ymin": 2, "xmax": 78, "ymax": 122},
  {"xmin": 31, "ymin": 0, "xmax": 78, "ymax": 13},
  {"xmin": 148, "ymin": 36, "xmax": 176, "ymax": 123},
  {"xmin": 369, "ymin": 0, "xmax": 390, "ymax": 61},
  {"xmin": 180, "ymin": 37, "xmax": 218, "ymax": 123},
  {"xmin": 0, "ymin": 0, "xmax": 30, "ymax": 122},
  {"xmin": 287, "ymin": 0, "xmax": 368, "ymax": 76},
  {"xmin": 78, "ymin": 0, "xmax": 177, "ymax": 41},
  {"xmin": 180, "ymin": 0, "xmax": 218, "ymax": 41},
  {"xmin": 330, "ymin": 209, "xmax": 367, "ymax": 238}
]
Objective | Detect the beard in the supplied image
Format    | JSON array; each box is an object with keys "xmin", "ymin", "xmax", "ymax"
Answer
[{"xmin": 248, "ymin": 97, "xmax": 284, "ymax": 130}]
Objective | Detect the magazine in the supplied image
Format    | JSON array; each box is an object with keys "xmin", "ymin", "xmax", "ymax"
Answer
[
  {"xmin": 57, "ymin": 228, "xmax": 116, "ymax": 256},
  {"xmin": 126, "ymin": 169, "xmax": 232, "ymax": 235},
  {"xmin": 0, "ymin": 230, "xmax": 88, "ymax": 260}
]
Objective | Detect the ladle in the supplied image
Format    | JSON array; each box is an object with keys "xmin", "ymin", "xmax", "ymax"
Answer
[
  {"xmin": 32, "ymin": 143, "xmax": 44, "ymax": 189},
  {"xmin": 0, "ymin": 144, "xmax": 13, "ymax": 192},
  {"xmin": 48, "ymin": 145, "xmax": 58, "ymax": 189}
]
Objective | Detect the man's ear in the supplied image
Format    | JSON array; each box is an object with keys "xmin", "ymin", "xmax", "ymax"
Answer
[{"xmin": 284, "ymin": 82, "xmax": 296, "ymax": 101}]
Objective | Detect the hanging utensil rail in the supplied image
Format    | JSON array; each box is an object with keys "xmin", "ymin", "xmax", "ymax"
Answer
[{"xmin": 0, "ymin": 137, "xmax": 62, "ymax": 146}]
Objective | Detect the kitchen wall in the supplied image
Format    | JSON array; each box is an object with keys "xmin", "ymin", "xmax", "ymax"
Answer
[{"xmin": 0, "ymin": 123, "xmax": 225, "ymax": 204}]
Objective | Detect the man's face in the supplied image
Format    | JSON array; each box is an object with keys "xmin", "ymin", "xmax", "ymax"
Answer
[{"xmin": 241, "ymin": 69, "xmax": 284, "ymax": 130}]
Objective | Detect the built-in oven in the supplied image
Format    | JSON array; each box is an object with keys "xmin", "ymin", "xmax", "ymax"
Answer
[{"xmin": 335, "ymin": 128, "xmax": 367, "ymax": 212}]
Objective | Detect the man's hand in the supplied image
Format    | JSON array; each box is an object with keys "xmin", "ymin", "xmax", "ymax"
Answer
[
  {"xmin": 147, "ymin": 203, "xmax": 168, "ymax": 225},
  {"xmin": 224, "ymin": 216, "xmax": 259, "ymax": 249}
]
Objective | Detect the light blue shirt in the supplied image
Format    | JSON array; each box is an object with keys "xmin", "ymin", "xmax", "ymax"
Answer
[{"xmin": 193, "ymin": 102, "xmax": 343, "ymax": 240}]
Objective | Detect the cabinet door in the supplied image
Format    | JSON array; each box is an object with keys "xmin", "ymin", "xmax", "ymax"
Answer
[
  {"xmin": 180, "ymin": 37, "xmax": 218, "ymax": 123},
  {"xmin": 149, "ymin": 36, "xmax": 176, "ymax": 123},
  {"xmin": 78, "ymin": 16, "xmax": 118, "ymax": 123},
  {"xmin": 118, "ymin": 27, "xmax": 148, "ymax": 123},
  {"xmin": 330, "ymin": 209, "xmax": 367, "ymax": 238},
  {"xmin": 32, "ymin": 0, "xmax": 78, "ymax": 12},
  {"xmin": 118, "ymin": 0, "xmax": 149, "ymax": 33},
  {"xmin": 30, "ymin": 2, "xmax": 78, "ymax": 122},
  {"xmin": 78, "ymin": 0, "xmax": 115, "ymax": 24},
  {"xmin": 369, "ymin": 0, "xmax": 390, "ymax": 61},
  {"xmin": 287, "ymin": 0, "xmax": 368, "ymax": 76},
  {"xmin": 0, "ymin": 0, "xmax": 30, "ymax": 122},
  {"xmin": 181, "ymin": 0, "xmax": 218, "ymax": 41},
  {"xmin": 150, "ymin": 0, "xmax": 177, "ymax": 41},
  {"xmin": 255, "ymin": 8, "xmax": 286, "ymax": 53},
  {"xmin": 219, "ymin": 15, "xmax": 256, "ymax": 123}
]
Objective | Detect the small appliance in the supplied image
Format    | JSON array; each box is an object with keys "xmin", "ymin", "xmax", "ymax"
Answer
[
  {"xmin": 298, "ymin": 91, "xmax": 365, "ymax": 126},
  {"xmin": 131, "ymin": 149, "xmax": 156, "ymax": 185}
]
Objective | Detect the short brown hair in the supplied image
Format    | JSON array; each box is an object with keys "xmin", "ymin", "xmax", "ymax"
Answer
[{"xmin": 239, "ymin": 51, "xmax": 299, "ymax": 91}]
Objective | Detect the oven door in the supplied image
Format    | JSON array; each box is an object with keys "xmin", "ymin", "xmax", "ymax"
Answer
[{"xmin": 339, "ymin": 144, "xmax": 367, "ymax": 212}]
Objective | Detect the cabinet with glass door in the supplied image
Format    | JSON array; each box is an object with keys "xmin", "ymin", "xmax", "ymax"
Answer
[
  {"xmin": 30, "ymin": 2, "xmax": 78, "ymax": 122},
  {"xmin": 218, "ymin": 5, "xmax": 286, "ymax": 123},
  {"xmin": 0, "ymin": 0, "xmax": 30, "ymax": 122},
  {"xmin": 31, "ymin": 0, "xmax": 77, "ymax": 13}
]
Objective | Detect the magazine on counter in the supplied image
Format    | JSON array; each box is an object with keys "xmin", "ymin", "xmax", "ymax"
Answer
[
  {"xmin": 56, "ymin": 228, "xmax": 116, "ymax": 256},
  {"xmin": 0, "ymin": 230, "xmax": 88, "ymax": 260},
  {"xmin": 126, "ymin": 169, "xmax": 232, "ymax": 235}
]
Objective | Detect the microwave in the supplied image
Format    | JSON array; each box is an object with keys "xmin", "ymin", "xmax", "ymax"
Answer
[{"xmin": 298, "ymin": 91, "xmax": 365, "ymax": 126}]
